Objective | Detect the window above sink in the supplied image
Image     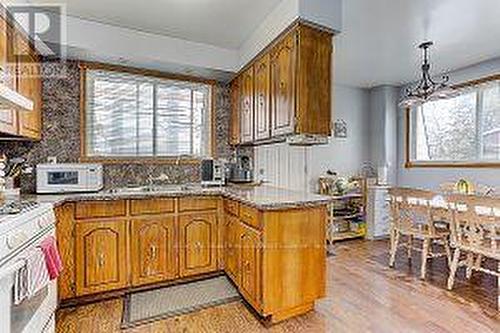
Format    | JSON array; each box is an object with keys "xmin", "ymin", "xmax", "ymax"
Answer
[{"xmin": 80, "ymin": 62, "xmax": 215, "ymax": 163}]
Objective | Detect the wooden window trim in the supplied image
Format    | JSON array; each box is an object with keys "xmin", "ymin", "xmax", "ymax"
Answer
[
  {"xmin": 79, "ymin": 61, "xmax": 217, "ymax": 164},
  {"xmin": 405, "ymin": 73, "xmax": 500, "ymax": 169}
]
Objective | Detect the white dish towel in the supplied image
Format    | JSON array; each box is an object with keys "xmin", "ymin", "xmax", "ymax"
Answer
[{"xmin": 14, "ymin": 248, "xmax": 50, "ymax": 305}]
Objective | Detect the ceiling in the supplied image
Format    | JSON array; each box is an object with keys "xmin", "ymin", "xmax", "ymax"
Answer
[
  {"xmin": 27, "ymin": 0, "xmax": 282, "ymax": 49},
  {"xmin": 26, "ymin": 0, "xmax": 500, "ymax": 87}
]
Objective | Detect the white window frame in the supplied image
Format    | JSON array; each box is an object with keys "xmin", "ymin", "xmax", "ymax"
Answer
[
  {"xmin": 80, "ymin": 63, "xmax": 215, "ymax": 163},
  {"xmin": 406, "ymin": 74, "xmax": 500, "ymax": 168}
]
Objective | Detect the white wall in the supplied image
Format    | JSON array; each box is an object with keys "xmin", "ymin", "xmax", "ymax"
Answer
[
  {"xmin": 396, "ymin": 57, "xmax": 500, "ymax": 191},
  {"xmin": 239, "ymin": 0, "xmax": 343, "ymax": 67},
  {"xmin": 238, "ymin": 0, "xmax": 299, "ymax": 67},
  {"xmin": 62, "ymin": 16, "xmax": 238, "ymax": 77},
  {"xmin": 369, "ymin": 85, "xmax": 399, "ymax": 185},
  {"xmin": 298, "ymin": 0, "xmax": 342, "ymax": 32},
  {"xmin": 254, "ymin": 84, "xmax": 370, "ymax": 192}
]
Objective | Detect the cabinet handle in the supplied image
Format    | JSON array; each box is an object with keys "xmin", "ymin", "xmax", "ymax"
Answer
[
  {"xmin": 244, "ymin": 260, "xmax": 251, "ymax": 272},
  {"xmin": 150, "ymin": 245, "xmax": 157, "ymax": 260},
  {"xmin": 97, "ymin": 253, "xmax": 105, "ymax": 267},
  {"xmin": 194, "ymin": 241, "xmax": 202, "ymax": 251}
]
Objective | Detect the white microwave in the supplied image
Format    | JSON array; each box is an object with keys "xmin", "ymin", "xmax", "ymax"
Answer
[{"xmin": 36, "ymin": 163, "xmax": 103, "ymax": 194}]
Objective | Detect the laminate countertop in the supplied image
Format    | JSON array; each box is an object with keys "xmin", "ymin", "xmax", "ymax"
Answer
[{"xmin": 24, "ymin": 184, "xmax": 334, "ymax": 211}]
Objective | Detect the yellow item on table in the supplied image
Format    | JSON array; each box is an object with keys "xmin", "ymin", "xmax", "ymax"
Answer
[{"xmin": 456, "ymin": 179, "xmax": 474, "ymax": 195}]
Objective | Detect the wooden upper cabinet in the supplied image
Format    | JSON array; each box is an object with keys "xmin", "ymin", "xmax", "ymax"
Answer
[
  {"xmin": 0, "ymin": 15, "xmax": 17, "ymax": 135},
  {"xmin": 131, "ymin": 217, "xmax": 178, "ymax": 286},
  {"xmin": 239, "ymin": 66, "xmax": 254, "ymax": 143},
  {"xmin": 230, "ymin": 77, "xmax": 241, "ymax": 145},
  {"xmin": 16, "ymin": 35, "xmax": 41, "ymax": 140},
  {"xmin": 270, "ymin": 31, "xmax": 297, "ymax": 137},
  {"xmin": 239, "ymin": 222, "xmax": 261, "ymax": 309},
  {"xmin": 229, "ymin": 23, "xmax": 333, "ymax": 145},
  {"xmin": 0, "ymin": 12, "xmax": 42, "ymax": 140},
  {"xmin": 179, "ymin": 212, "xmax": 217, "ymax": 277},
  {"xmin": 75, "ymin": 220, "xmax": 128, "ymax": 296},
  {"xmin": 254, "ymin": 53, "xmax": 271, "ymax": 141},
  {"xmin": 295, "ymin": 25, "xmax": 333, "ymax": 135}
]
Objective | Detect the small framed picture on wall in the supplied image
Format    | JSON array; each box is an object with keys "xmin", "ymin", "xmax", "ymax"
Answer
[{"xmin": 334, "ymin": 119, "xmax": 347, "ymax": 138}]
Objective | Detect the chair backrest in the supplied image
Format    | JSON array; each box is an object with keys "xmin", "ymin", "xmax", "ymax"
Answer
[
  {"xmin": 388, "ymin": 187, "xmax": 441, "ymax": 236},
  {"xmin": 446, "ymin": 194, "xmax": 500, "ymax": 258}
]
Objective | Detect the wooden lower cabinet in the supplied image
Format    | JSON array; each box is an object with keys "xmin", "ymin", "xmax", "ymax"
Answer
[
  {"xmin": 75, "ymin": 219, "xmax": 128, "ymax": 296},
  {"xmin": 223, "ymin": 214, "xmax": 240, "ymax": 282},
  {"xmin": 58, "ymin": 198, "xmax": 326, "ymax": 324},
  {"xmin": 179, "ymin": 212, "xmax": 218, "ymax": 277},
  {"xmin": 260, "ymin": 207, "xmax": 326, "ymax": 322},
  {"xmin": 130, "ymin": 217, "xmax": 177, "ymax": 286},
  {"xmin": 238, "ymin": 222, "xmax": 262, "ymax": 310}
]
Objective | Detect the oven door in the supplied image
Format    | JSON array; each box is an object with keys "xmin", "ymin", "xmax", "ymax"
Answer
[{"xmin": 0, "ymin": 229, "xmax": 57, "ymax": 333}]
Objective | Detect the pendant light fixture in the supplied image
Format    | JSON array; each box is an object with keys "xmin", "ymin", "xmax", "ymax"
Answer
[{"xmin": 399, "ymin": 41, "xmax": 455, "ymax": 108}]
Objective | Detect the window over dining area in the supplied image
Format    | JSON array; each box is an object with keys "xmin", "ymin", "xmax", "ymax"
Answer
[
  {"xmin": 82, "ymin": 65, "xmax": 213, "ymax": 160},
  {"xmin": 407, "ymin": 76, "xmax": 500, "ymax": 166}
]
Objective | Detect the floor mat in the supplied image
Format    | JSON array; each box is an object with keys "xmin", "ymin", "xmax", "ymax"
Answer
[{"xmin": 122, "ymin": 275, "xmax": 241, "ymax": 328}]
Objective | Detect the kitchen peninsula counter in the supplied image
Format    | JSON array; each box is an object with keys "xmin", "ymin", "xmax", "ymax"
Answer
[
  {"xmin": 36, "ymin": 184, "xmax": 330, "ymax": 324},
  {"xmin": 27, "ymin": 184, "xmax": 333, "ymax": 211}
]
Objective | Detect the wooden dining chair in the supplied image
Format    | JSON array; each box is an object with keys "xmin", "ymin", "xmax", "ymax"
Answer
[
  {"xmin": 446, "ymin": 194, "xmax": 500, "ymax": 290},
  {"xmin": 388, "ymin": 188, "xmax": 452, "ymax": 279}
]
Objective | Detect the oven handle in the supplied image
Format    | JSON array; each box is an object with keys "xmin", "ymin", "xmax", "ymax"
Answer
[{"xmin": 0, "ymin": 260, "xmax": 25, "ymax": 280}]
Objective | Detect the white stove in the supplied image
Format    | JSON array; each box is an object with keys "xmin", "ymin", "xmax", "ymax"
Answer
[
  {"xmin": 0, "ymin": 201, "xmax": 55, "ymax": 264},
  {"xmin": 0, "ymin": 200, "xmax": 57, "ymax": 333}
]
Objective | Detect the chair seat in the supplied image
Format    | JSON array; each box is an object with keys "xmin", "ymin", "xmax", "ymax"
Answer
[
  {"xmin": 458, "ymin": 242, "xmax": 500, "ymax": 260},
  {"xmin": 397, "ymin": 227, "xmax": 450, "ymax": 238}
]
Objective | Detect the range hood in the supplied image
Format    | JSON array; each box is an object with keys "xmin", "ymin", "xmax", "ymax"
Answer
[{"xmin": 0, "ymin": 83, "xmax": 33, "ymax": 111}]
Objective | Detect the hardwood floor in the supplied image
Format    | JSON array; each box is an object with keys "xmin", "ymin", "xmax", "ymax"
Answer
[{"xmin": 56, "ymin": 240, "xmax": 500, "ymax": 333}]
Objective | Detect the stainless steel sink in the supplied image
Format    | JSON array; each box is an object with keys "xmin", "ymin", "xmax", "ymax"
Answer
[{"xmin": 105, "ymin": 184, "xmax": 201, "ymax": 194}]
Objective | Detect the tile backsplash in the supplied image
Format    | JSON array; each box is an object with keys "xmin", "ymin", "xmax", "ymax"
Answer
[{"xmin": 0, "ymin": 61, "xmax": 251, "ymax": 193}]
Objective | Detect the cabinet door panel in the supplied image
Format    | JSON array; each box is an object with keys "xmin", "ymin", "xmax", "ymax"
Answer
[
  {"xmin": 230, "ymin": 78, "xmax": 241, "ymax": 145},
  {"xmin": 131, "ymin": 217, "xmax": 177, "ymax": 286},
  {"xmin": 0, "ymin": 15, "xmax": 17, "ymax": 135},
  {"xmin": 75, "ymin": 220, "xmax": 128, "ymax": 296},
  {"xmin": 254, "ymin": 54, "xmax": 271, "ymax": 140},
  {"xmin": 15, "ymin": 32, "xmax": 41, "ymax": 140},
  {"xmin": 223, "ymin": 214, "xmax": 239, "ymax": 282},
  {"xmin": 239, "ymin": 223, "xmax": 261, "ymax": 308},
  {"xmin": 240, "ymin": 66, "xmax": 254, "ymax": 143},
  {"xmin": 179, "ymin": 213, "xmax": 217, "ymax": 277},
  {"xmin": 296, "ymin": 25, "xmax": 333, "ymax": 135},
  {"xmin": 271, "ymin": 32, "xmax": 296, "ymax": 137}
]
